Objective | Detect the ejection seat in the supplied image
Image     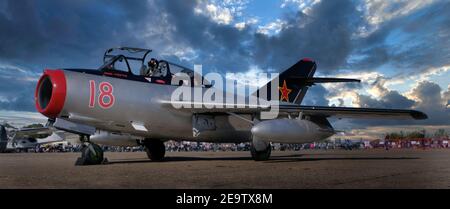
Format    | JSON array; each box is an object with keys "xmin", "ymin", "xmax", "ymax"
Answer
[
  {"xmin": 140, "ymin": 65, "xmax": 149, "ymax": 76},
  {"xmin": 140, "ymin": 61, "xmax": 172, "ymax": 85}
]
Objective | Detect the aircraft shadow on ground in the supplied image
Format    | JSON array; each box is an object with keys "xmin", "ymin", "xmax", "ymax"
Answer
[
  {"xmin": 104, "ymin": 156, "xmax": 252, "ymax": 165},
  {"xmin": 103, "ymin": 154, "xmax": 419, "ymax": 165}
]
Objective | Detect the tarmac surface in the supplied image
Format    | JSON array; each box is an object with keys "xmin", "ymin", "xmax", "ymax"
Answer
[{"xmin": 1, "ymin": 149, "xmax": 450, "ymax": 189}]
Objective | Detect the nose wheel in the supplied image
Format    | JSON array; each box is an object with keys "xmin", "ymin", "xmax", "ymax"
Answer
[
  {"xmin": 75, "ymin": 135, "xmax": 106, "ymax": 166},
  {"xmin": 143, "ymin": 139, "xmax": 165, "ymax": 161}
]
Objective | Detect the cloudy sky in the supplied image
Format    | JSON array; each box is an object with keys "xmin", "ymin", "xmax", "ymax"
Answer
[{"xmin": 0, "ymin": 0, "xmax": 449, "ymax": 136}]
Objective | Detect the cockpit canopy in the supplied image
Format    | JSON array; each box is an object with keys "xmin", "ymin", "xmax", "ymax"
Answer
[{"xmin": 99, "ymin": 47, "xmax": 210, "ymax": 87}]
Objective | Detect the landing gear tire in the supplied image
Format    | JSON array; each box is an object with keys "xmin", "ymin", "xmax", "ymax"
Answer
[
  {"xmin": 250, "ymin": 143, "xmax": 271, "ymax": 161},
  {"xmin": 75, "ymin": 143, "xmax": 105, "ymax": 166},
  {"xmin": 144, "ymin": 140, "xmax": 165, "ymax": 161}
]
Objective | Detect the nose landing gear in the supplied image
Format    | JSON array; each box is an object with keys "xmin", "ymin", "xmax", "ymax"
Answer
[{"xmin": 75, "ymin": 135, "xmax": 106, "ymax": 166}]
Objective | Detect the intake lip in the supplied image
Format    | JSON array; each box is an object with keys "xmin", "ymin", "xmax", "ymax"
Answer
[{"xmin": 35, "ymin": 69, "xmax": 67, "ymax": 118}]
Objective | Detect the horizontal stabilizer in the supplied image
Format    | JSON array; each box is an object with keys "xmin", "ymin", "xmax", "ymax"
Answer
[{"xmin": 289, "ymin": 77, "xmax": 360, "ymax": 85}]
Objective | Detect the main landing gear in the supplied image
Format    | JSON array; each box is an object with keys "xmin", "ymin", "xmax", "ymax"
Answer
[
  {"xmin": 75, "ymin": 135, "xmax": 106, "ymax": 166},
  {"xmin": 250, "ymin": 139, "xmax": 271, "ymax": 161},
  {"xmin": 143, "ymin": 139, "xmax": 166, "ymax": 161}
]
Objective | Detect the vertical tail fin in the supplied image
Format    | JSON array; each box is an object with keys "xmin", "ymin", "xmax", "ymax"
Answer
[{"xmin": 253, "ymin": 58, "xmax": 317, "ymax": 104}]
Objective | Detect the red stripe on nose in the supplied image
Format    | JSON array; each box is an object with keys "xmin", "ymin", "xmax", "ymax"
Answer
[{"xmin": 35, "ymin": 69, "xmax": 67, "ymax": 118}]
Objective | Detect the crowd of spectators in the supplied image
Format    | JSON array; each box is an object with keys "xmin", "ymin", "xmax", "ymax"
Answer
[{"xmin": 31, "ymin": 137, "xmax": 449, "ymax": 153}]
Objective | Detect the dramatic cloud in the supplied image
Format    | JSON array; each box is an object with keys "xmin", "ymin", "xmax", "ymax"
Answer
[
  {"xmin": 332, "ymin": 79, "xmax": 450, "ymax": 128},
  {"xmin": 361, "ymin": 0, "xmax": 435, "ymax": 29},
  {"xmin": 302, "ymin": 84, "xmax": 329, "ymax": 106},
  {"xmin": 351, "ymin": 0, "xmax": 450, "ymax": 72},
  {"xmin": 0, "ymin": 0, "xmax": 152, "ymax": 67},
  {"xmin": 356, "ymin": 78, "xmax": 416, "ymax": 109},
  {"xmin": 252, "ymin": 0, "xmax": 364, "ymax": 71},
  {"xmin": 156, "ymin": 0, "xmax": 254, "ymax": 72},
  {"xmin": 408, "ymin": 81, "xmax": 450, "ymax": 125},
  {"xmin": 0, "ymin": 64, "xmax": 39, "ymax": 111},
  {"xmin": 256, "ymin": 19, "xmax": 287, "ymax": 35}
]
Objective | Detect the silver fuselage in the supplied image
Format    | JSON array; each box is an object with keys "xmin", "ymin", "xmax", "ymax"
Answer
[
  {"xmin": 38, "ymin": 69, "xmax": 333, "ymax": 146},
  {"xmin": 61, "ymin": 70, "xmax": 254, "ymax": 143}
]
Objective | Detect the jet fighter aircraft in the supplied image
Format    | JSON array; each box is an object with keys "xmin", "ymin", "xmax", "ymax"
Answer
[{"xmin": 34, "ymin": 47, "xmax": 427, "ymax": 165}]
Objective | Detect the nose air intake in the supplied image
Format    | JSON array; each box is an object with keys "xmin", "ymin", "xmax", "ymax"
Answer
[{"xmin": 35, "ymin": 70, "xmax": 67, "ymax": 118}]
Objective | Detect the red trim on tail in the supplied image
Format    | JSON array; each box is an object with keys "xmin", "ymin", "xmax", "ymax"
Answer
[{"xmin": 301, "ymin": 58, "xmax": 314, "ymax": 62}]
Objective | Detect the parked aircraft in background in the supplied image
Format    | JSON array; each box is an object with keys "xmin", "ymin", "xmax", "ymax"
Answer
[{"xmin": 0, "ymin": 123, "xmax": 66, "ymax": 153}]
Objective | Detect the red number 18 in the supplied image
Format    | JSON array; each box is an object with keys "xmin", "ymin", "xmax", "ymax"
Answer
[{"xmin": 89, "ymin": 80, "xmax": 115, "ymax": 109}]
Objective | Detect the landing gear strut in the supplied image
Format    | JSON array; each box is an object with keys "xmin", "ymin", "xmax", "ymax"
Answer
[
  {"xmin": 143, "ymin": 139, "xmax": 165, "ymax": 161},
  {"xmin": 75, "ymin": 135, "xmax": 105, "ymax": 166},
  {"xmin": 250, "ymin": 140, "xmax": 271, "ymax": 161}
]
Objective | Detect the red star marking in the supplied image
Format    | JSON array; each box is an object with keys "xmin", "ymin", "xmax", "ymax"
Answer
[{"xmin": 278, "ymin": 80, "xmax": 292, "ymax": 102}]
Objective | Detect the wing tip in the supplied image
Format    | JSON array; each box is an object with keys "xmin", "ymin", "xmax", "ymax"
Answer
[{"xmin": 411, "ymin": 110, "xmax": 428, "ymax": 120}]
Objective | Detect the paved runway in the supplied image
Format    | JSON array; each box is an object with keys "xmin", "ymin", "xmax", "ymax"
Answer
[{"xmin": 1, "ymin": 149, "xmax": 449, "ymax": 189}]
